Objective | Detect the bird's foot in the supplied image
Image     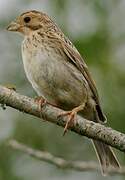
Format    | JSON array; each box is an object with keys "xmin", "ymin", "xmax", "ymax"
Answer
[
  {"xmin": 34, "ymin": 96, "xmax": 57, "ymax": 112},
  {"xmin": 60, "ymin": 110, "xmax": 77, "ymax": 136},
  {"xmin": 34, "ymin": 96, "xmax": 48, "ymax": 112},
  {"xmin": 58, "ymin": 103, "xmax": 86, "ymax": 136}
]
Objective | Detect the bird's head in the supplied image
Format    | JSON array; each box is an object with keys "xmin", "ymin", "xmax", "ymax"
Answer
[{"xmin": 7, "ymin": 10, "xmax": 53, "ymax": 36}]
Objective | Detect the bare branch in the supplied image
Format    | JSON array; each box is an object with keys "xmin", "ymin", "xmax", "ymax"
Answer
[
  {"xmin": 8, "ymin": 139, "xmax": 125, "ymax": 175},
  {"xmin": 0, "ymin": 85, "xmax": 125, "ymax": 152}
]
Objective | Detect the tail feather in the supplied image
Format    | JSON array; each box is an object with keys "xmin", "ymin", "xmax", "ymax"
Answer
[{"xmin": 92, "ymin": 140, "xmax": 120, "ymax": 175}]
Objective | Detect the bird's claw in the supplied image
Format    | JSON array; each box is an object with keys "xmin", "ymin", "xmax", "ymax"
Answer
[
  {"xmin": 34, "ymin": 96, "xmax": 47, "ymax": 111},
  {"xmin": 34, "ymin": 97, "xmax": 57, "ymax": 112},
  {"xmin": 58, "ymin": 110, "xmax": 77, "ymax": 136},
  {"xmin": 58, "ymin": 103, "xmax": 86, "ymax": 136}
]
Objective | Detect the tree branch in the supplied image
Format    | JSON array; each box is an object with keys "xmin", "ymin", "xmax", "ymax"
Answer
[
  {"xmin": 8, "ymin": 139, "xmax": 124, "ymax": 175},
  {"xmin": 0, "ymin": 85, "xmax": 125, "ymax": 152}
]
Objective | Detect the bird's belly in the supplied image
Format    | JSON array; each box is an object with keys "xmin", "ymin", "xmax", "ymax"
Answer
[{"xmin": 22, "ymin": 49, "xmax": 88, "ymax": 109}]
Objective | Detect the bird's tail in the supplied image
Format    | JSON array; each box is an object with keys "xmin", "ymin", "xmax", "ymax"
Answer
[{"xmin": 92, "ymin": 140, "xmax": 120, "ymax": 175}]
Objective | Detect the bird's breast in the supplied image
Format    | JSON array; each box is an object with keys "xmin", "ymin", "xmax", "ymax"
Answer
[{"xmin": 22, "ymin": 41, "xmax": 57, "ymax": 96}]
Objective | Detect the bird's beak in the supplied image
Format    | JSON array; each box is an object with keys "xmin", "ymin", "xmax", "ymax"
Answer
[{"xmin": 6, "ymin": 21, "xmax": 20, "ymax": 31}]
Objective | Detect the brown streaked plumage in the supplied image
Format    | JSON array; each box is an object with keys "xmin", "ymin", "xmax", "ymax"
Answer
[{"xmin": 7, "ymin": 10, "xmax": 120, "ymax": 175}]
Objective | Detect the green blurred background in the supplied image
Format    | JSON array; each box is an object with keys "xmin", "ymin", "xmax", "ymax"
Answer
[{"xmin": 0, "ymin": 0, "xmax": 125, "ymax": 179}]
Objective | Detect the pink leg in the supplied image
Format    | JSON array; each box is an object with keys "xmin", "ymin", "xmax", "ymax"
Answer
[
  {"xmin": 34, "ymin": 96, "xmax": 57, "ymax": 111},
  {"xmin": 58, "ymin": 103, "xmax": 86, "ymax": 136}
]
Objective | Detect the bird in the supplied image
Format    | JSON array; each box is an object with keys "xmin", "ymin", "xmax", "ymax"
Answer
[{"xmin": 7, "ymin": 10, "xmax": 120, "ymax": 175}]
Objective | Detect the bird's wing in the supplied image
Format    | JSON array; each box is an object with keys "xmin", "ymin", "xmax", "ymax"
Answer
[
  {"xmin": 61, "ymin": 38, "xmax": 107, "ymax": 123},
  {"xmin": 47, "ymin": 33, "xmax": 106, "ymax": 122},
  {"xmin": 61, "ymin": 40, "xmax": 99, "ymax": 101}
]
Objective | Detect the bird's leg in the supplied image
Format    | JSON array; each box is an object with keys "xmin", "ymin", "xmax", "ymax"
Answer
[
  {"xmin": 34, "ymin": 96, "xmax": 57, "ymax": 112},
  {"xmin": 58, "ymin": 103, "xmax": 86, "ymax": 136},
  {"xmin": 34, "ymin": 96, "xmax": 47, "ymax": 111},
  {"xmin": 34, "ymin": 96, "xmax": 58, "ymax": 121}
]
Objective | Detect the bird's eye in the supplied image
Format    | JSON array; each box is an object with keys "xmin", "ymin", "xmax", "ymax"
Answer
[{"xmin": 24, "ymin": 16, "xmax": 31, "ymax": 23}]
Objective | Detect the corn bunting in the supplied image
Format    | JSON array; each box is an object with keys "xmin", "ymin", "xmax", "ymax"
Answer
[{"xmin": 7, "ymin": 10, "xmax": 120, "ymax": 174}]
